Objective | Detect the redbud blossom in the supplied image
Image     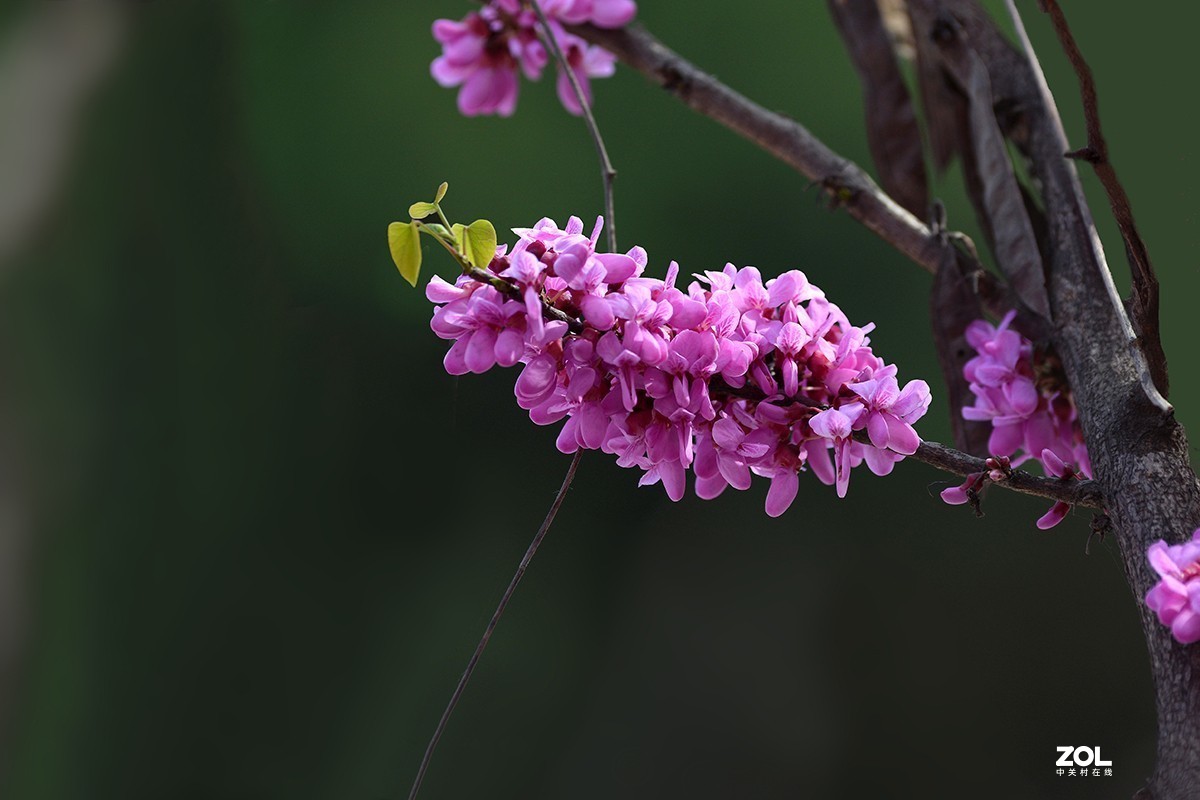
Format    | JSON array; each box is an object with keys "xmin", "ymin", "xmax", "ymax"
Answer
[
  {"xmin": 952, "ymin": 311, "xmax": 1091, "ymax": 527},
  {"xmin": 1145, "ymin": 529, "xmax": 1200, "ymax": 644},
  {"xmin": 430, "ymin": 0, "xmax": 633, "ymax": 117},
  {"xmin": 427, "ymin": 215, "xmax": 932, "ymax": 517}
]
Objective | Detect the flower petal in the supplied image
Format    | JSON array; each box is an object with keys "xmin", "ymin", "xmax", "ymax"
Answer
[{"xmin": 765, "ymin": 470, "xmax": 799, "ymax": 517}]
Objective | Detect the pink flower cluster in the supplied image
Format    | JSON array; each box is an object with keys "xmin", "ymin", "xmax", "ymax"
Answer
[
  {"xmin": 940, "ymin": 311, "xmax": 1091, "ymax": 529},
  {"xmin": 1146, "ymin": 529, "xmax": 1200, "ymax": 644},
  {"xmin": 427, "ymin": 215, "xmax": 932, "ymax": 517},
  {"xmin": 431, "ymin": 0, "xmax": 635, "ymax": 117}
]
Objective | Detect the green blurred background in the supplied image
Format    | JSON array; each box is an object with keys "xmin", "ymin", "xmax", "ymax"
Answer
[{"xmin": 1, "ymin": 1, "xmax": 1196, "ymax": 798}]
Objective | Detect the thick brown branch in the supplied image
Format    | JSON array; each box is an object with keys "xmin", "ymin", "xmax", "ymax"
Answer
[
  {"xmin": 570, "ymin": 22, "xmax": 1012, "ymax": 302},
  {"xmin": 1038, "ymin": 0, "xmax": 1167, "ymax": 396}
]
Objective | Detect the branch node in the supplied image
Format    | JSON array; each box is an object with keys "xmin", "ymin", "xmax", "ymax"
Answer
[
  {"xmin": 820, "ymin": 173, "xmax": 857, "ymax": 210},
  {"xmin": 659, "ymin": 63, "xmax": 685, "ymax": 94},
  {"xmin": 1086, "ymin": 512, "xmax": 1113, "ymax": 555},
  {"xmin": 1064, "ymin": 145, "xmax": 1101, "ymax": 164}
]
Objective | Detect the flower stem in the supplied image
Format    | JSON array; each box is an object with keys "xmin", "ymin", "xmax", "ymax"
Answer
[{"xmin": 529, "ymin": 1, "xmax": 618, "ymax": 253}]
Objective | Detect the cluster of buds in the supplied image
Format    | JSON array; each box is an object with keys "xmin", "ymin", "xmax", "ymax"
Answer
[
  {"xmin": 427, "ymin": 215, "xmax": 931, "ymax": 516},
  {"xmin": 430, "ymin": 0, "xmax": 635, "ymax": 116}
]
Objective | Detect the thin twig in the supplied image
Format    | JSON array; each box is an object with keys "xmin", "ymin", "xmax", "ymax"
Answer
[
  {"xmin": 410, "ymin": 7, "xmax": 620, "ymax": 797},
  {"xmin": 1035, "ymin": 0, "xmax": 1166, "ymax": 396},
  {"xmin": 899, "ymin": 436, "xmax": 1104, "ymax": 508},
  {"xmin": 530, "ymin": 2, "xmax": 618, "ymax": 253},
  {"xmin": 466, "ymin": 265, "xmax": 584, "ymax": 334},
  {"xmin": 407, "ymin": 451, "xmax": 583, "ymax": 800}
]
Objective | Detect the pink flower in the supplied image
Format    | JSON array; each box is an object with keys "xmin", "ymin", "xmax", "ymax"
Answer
[
  {"xmin": 1033, "ymin": 449, "xmax": 1075, "ymax": 530},
  {"xmin": 430, "ymin": 12, "xmax": 525, "ymax": 117},
  {"xmin": 764, "ymin": 466, "xmax": 800, "ymax": 518},
  {"xmin": 430, "ymin": 1, "xmax": 634, "ymax": 117},
  {"xmin": 554, "ymin": 40, "xmax": 616, "ymax": 116},
  {"xmin": 544, "ymin": 0, "xmax": 637, "ymax": 27},
  {"xmin": 953, "ymin": 310, "xmax": 1092, "ymax": 528},
  {"xmin": 940, "ymin": 473, "xmax": 984, "ymax": 506},
  {"xmin": 809, "ymin": 405, "xmax": 864, "ymax": 498},
  {"xmin": 428, "ymin": 281, "xmax": 526, "ymax": 374},
  {"xmin": 1145, "ymin": 529, "xmax": 1200, "ymax": 644},
  {"xmin": 424, "ymin": 214, "xmax": 932, "ymax": 516},
  {"xmin": 710, "ymin": 417, "xmax": 773, "ymax": 491},
  {"xmin": 849, "ymin": 376, "xmax": 930, "ymax": 456}
]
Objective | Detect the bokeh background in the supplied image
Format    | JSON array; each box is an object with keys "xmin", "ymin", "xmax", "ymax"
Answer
[{"xmin": 1, "ymin": 1, "xmax": 1197, "ymax": 798}]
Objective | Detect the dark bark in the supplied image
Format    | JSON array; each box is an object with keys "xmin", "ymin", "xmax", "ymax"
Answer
[{"xmin": 911, "ymin": 3, "xmax": 1200, "ymax": 796}]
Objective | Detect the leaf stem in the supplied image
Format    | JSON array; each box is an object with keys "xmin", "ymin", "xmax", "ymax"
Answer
[{"xmin": 433, "ymin": 203, "xmax": 454, "ymax": 234}]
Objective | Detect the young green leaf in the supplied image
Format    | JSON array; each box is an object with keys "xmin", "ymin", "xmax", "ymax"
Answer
[
  {"xmin": 451, "ymin": 223, "xmax": 467, "ymax": 254},
  {"xmin": 420, "ymin": 223, "xmax": 450, "ymax": 239},
  {"xmin": 463, "ymin": 219, "xmax": 497, "ymax": 269},
  {"xmin": 388, "ymin": 221, "xmax": 422, "ymax": 286},
  {"xmin": 434, "ymin": 181, "xmax": 449, "ymax": 203},
  {"xmin": 408, "ymin": 201, "xmax": 438, "ymax": 219}
]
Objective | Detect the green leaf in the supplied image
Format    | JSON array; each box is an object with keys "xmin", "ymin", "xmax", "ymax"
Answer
[
  {"xmin": 388, "ymin": 221, "xmax": 422, "ymax": 286},
  {"xmin": 451, "ymin": 223, "xmax": 467, "ymax": 254},
  {"xmin": 462, "ymin": 219, "xmax": 497, "ymax": 269},
  {"xmin": 408, "ymin": 201, "xmax": 438, "ymax": 219},
  {"xmin": 420, "ymin": 223, "xmax": 450, "ymax": 238},
  {"xmin": 434, "ymin": 181, "xmax": 448, "ymax": 203}
]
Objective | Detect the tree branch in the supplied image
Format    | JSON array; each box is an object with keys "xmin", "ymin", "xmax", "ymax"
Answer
[
  {"xmin": 570, "ymin": 21, "xmax": 1016, "ymax": 313},
  {"xmin": 897, "ymin": 435, "xmax": 1104, "ymax": 508},
  {"xmin": 1036, "ymin": 0, "xmax": 1167, "ymax": 396}
]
